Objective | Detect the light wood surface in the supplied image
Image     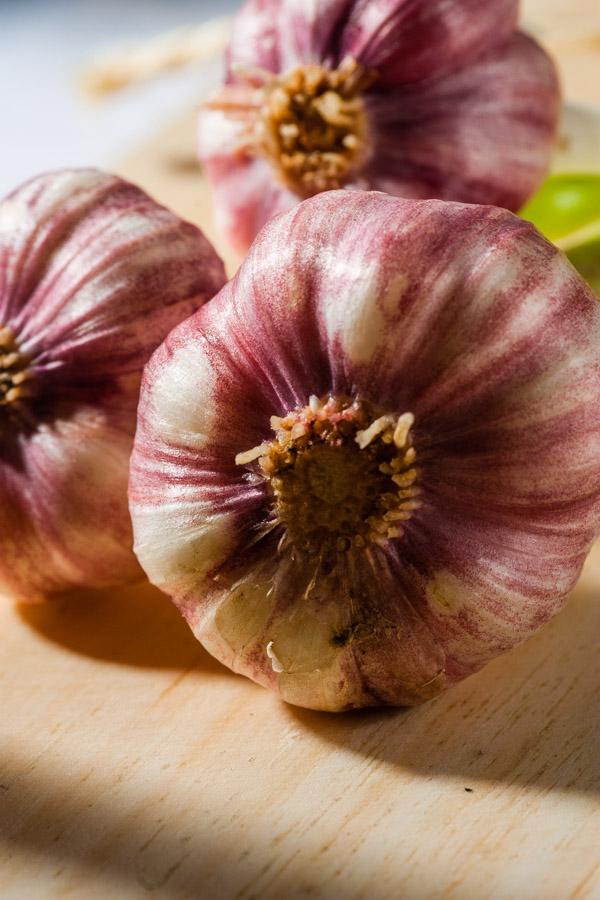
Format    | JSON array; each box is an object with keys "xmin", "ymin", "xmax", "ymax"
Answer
[{"xmin": 3, "ymin": 4, "xmax": 600, "ymax": 898}]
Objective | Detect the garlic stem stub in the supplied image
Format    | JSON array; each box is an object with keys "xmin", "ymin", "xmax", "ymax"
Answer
[
  {"xmin": 129, "ymin": 191, "xmax": 600, "ymax": 712},
  {"xmin": 198, "ymin": 0, "xmax": 560, "ymax": 253},
  {"xmin": 0, "ymin": 169, "xmax": 226, "ymax": 601}
]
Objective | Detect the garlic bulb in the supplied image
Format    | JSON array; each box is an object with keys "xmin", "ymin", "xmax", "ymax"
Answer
[
  {"xmin": 0, "ymin": 169, "xmax": 225, "ymax": 601},
  {"xmin": 198, "ymin": 0, "xmax": 560, "ymax": 253},
  {"xmin": 130, "ymin": 190, "xmax": 600, "ymax": 712}
]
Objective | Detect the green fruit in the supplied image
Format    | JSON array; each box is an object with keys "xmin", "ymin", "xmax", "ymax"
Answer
[
  {"xmin": 565, "ymin": 235, "xmax": 600, "ymax": 295},
  {"xmin": 521, "ymin": 174, "xmax": 600, "ymax": 294}
]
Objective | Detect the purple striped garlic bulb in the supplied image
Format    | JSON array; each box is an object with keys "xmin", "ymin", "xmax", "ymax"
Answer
[
  {"xmin": 130, "ymin": 191, "xmax": 600, "ymax": 713},
  {"xmin": 0, "ymin": 169, "xmax": 225, "ymax": 602},
  {"xmin": 198, "ymin": 0, "xmax": 560, "ymax": 254}
]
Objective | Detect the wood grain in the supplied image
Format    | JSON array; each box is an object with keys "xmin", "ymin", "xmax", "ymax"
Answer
[
  {"xmin": 3, "ymin": 3, "xmax": 600, "ymax": 898},
  {"xmin": 2, "ymin": 550, "xmax": 600, "ymax": 899}
]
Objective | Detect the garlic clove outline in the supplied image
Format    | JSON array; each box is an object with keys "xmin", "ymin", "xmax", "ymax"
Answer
[
  {"xmin": 226, "ymin": 0, "xmax": 518, "ymax": 86},
  {"xmin": 129, "ymin": 190, "xmax": 600, "ymax": 712},
  {"xmin": 361, "ymin": 32, "xmax": 560, "ymax": 213},
  {"xmin": 0, "ymin": 168, "xmax": 226, "ymax": 602},
  {"xmin": 198, "ymin": 0, "xmax": 559, "ymax": 253}
]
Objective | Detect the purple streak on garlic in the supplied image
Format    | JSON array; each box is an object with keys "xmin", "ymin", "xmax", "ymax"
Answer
[
  {"xmin": 130, "ymin": 190, "xmax": 600, "ymax": 712},
  {"xmin": 198, "ymin": 0, "xmax": 560, "ymax": 253},
  {"xmin": 0, "ymin": 169, "xmax": 225, "ymax": 601}
]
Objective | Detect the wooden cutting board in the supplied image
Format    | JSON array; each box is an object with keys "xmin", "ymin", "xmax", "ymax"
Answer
[{"xmin": 3, "ymin": 5, "xmax": 600, "ymax": 898}]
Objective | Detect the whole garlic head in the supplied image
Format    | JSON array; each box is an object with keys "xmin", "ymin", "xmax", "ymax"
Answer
[
  {"xmin": 198, "ymin": 0, "xmax": 560, "ymax": 253},
  {"xmin": 130, "ymin": 191, "xmax": 600, "ymax": 712},
  {"xmin": 0, "ymin": 169, "xmax": 225, "ymax": 601}
]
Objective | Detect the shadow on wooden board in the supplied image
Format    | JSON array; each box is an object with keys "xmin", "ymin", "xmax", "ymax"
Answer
[
  {"xmin": 289, "ymin": 564, "xmax": 600, "ymax": 796},
  {"xmin": 0, "ymin": 745, "xmax": 299, "ymax": 900},
  {"xmin": 17, "ymin": 579, "xmax": 231, "ymax": 676},
  {"xmin": 15, "ymin": 547, "xmax": 600, "ymax": 798}
]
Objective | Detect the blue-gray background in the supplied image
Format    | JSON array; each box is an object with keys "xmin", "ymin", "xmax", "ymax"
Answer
[{"xmin": 0, "ymin": 0, "xmax": 239, "ymax": 196}]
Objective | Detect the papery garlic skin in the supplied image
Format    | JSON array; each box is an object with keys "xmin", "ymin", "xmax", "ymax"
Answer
[
  {"xmin": 130, "ymin": 191, "xmax": 600, "ymax": 712},
  {"xmin": 0, "ymin": 169, "xmax": 225, "ymax": 601},
  {"xmin": 198, "ymin": 0, "xmax": 560, "ymax": 253}
]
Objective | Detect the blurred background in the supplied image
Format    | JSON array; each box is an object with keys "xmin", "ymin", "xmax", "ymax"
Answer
[
  {"xmin": 2, "ymin": 0, "xmax": 600, "ymax": 201},
  {"xmin": 1, "ymin": 0, "xmax": 599, "ymax": 275},
  {"xmin": 0, "ymin": 0, "xmax": 238, "ymax": 197}
]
